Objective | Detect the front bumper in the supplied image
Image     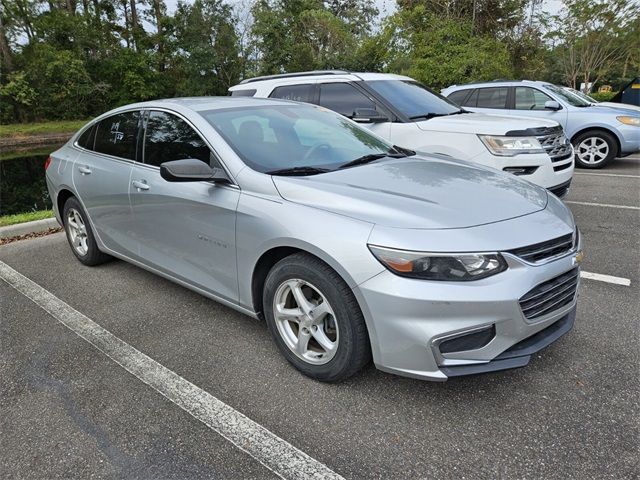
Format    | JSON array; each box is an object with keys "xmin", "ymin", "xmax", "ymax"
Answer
[{"xmin": 354, "ymin": 248, "xmax": 581, "ymax": 381}]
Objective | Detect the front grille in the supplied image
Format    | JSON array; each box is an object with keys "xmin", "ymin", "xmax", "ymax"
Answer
[
  {"xmin": 536, "ymin": 128, "xmax": 573, "ymax": 162},
  {"xmin": 553, "ymin": 161, "xmax": 572, "ymax": 172},
  {"xmin": 508, "ymin": 231, "xmax": 576, "ymax": 263},
  {"xmin": 519, "ymin": 268, "xmax": 579, "ymax": 320},
  {"xmin": 548, "ymin": 179, "xmax": 572, "ymax": 198}
]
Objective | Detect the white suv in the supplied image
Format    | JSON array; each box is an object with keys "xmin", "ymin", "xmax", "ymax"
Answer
[{"xmin": 229, "ymin": 71, "xmax": 575, "ymax": 197}]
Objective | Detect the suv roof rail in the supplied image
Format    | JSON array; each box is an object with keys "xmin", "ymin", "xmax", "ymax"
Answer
[{"xmin": 239, "ymin": 70, "xmax": 351, "ymax": 85}]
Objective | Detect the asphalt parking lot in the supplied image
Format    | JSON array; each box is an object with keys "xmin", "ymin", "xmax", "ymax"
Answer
[{"xmin": 1, "ymin": 157, "xmax": 639, "ymax": 479}]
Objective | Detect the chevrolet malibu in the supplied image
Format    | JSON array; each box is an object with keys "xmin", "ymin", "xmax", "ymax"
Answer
[{"xmin": 46, "ymin": 97, "xmax": 582, "ymax": 382}]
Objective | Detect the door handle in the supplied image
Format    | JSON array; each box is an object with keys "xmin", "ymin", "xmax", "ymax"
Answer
[
  {"xmin": 78, "ymin": 165, "xmax": 92, "ymax": 175},
  {"xmin": 132, "ymin": 180, "xmax": 150, "ymax": 191}
]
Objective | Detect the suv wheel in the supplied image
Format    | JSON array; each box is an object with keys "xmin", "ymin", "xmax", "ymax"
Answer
[
  {"xmin": 63, "ymin": 197, "xmax": 111, "ymax": 266},
  {"xmin": 573, "ymin": 130, "xmax": 617, "ymax": 169},
  {"xmin": 263, "ymin": 253, "xmax": 371, "ymax": 382}
]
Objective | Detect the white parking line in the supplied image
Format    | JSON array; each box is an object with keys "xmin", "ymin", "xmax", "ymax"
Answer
[
  {"xmin": 565, "ymin": 200, "xmax": 640, "ymax": 210},
  {"xmin": 580, "ymin": 271, "xmax": 631, "ymax": 286},
  {"xmin": 574, "ymin": 173, "xmax": 640, "ymax": 178},
  {"xmin": 0, "ymin": 260, "xmax": 343, "ymax": 480}
]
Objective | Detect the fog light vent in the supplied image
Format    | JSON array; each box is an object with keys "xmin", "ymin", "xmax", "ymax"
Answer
[{"xmin": 439, "ymin": 325, "xmax": 496, "ymax": 354}]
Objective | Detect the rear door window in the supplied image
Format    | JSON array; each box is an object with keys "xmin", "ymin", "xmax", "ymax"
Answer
[
  {"xmin": 318, "ymin": 83, "xmax": 376, "ymax": 117},
  {"xmin": 269, "ymin": 84, "xmax": 315, "ymax": 103},
  {"xmin": 94, "ymin": 111, "xmax": 141, "ymax": 160},
  {"xmin": 475, "ymin": 87, "xmax": 508, "ymax": 109},
  {"xmin": 143, "ymin": 111, "xmax": 211, "ymax": 167},
  {"xmin": 77, "ymin": 124, "xmax": 96, "ymax": 150}
]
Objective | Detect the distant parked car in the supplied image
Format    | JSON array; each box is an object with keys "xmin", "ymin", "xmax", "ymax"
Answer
[
  {"xmin": 47, "ymin": 97, "xmax": 582, "ymax": 382},
  {"xmin": 442, "ymin": 80, "xmax": 640, "ymax": 169},
  {"xmin": 561, "ymin": 86, "xmax": 640, "ymax": 113},
  {"xmin": 230, "ymin": 71, "xmax": 574, "ymax": 197}
]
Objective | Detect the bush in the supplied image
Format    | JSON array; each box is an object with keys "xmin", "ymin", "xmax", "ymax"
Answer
[{"xmin": 590, "ymin": 91, "xmax": 616, "ymax": 102}]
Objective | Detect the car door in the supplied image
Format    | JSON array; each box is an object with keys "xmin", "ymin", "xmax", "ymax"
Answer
[
  {"xmin": 128, "ymin": 110, "xmax": 240, "ymax": 302},
  {"xmin": 72, "ymin": 111, "xmax": 139, "ymax": 257},
  {"xmin": 509, "ymin": 86, "xmax": 568, "ymax": 129}
]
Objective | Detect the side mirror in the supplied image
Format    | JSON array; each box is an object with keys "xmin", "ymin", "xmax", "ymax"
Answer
[
  {"xmin": 352, "ymin": 108, "xmax": 389, "ymax": 123},
  {"xmin": 160, "ymin": 159, "xmax": 230, "ymax": 183},
  {"xmin": 544, "ymin": 100, "xmax": 561, "ymax": 111}
]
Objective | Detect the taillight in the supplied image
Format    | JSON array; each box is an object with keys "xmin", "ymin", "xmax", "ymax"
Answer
[{"xmin": 44, "ymin": 156, "xmax": 52, "ymax": 170}]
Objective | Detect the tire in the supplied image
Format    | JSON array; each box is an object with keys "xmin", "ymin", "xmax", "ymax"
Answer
[
  {"xmin": 573, "ymin": 130, "xmax": 617, "ymax": 169},
  {"xmin": 263, "ymin": 253, "xmax": 371, "ymax": 382},
  {"xmin": 62, "ymin": 196, "xmax": 111, "ymax": 266}
]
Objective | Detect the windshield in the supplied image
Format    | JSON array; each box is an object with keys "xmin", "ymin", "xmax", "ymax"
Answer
[
  {"xmin": 543, "ymin": 84, "xmax": 591, "ymax": 107},
  {"xmin": 201, "ymin": 105, "xmax": 394, "ymax": 173},
  {"xmin": 366, "ymin": 80, "xmax": 462, "ymax": 119},
  {"xmin": 564, "ymin": 86, "xmax": 597, "ymax": 104}
]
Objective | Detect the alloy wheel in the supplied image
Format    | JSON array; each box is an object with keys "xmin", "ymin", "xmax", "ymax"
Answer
[
  {"xmin": 577, "ymin": 137, "xmax": 609, "ymax": 165},
  {"xmin": 66, "ymin": 208, "xmax": 89, "ymax": 256},
  {"xmin": 272, "ymin": 279, "xmax": 338, "ymax": 365}
]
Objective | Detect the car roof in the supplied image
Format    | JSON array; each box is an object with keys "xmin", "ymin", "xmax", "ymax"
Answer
[
  {"xmin": 109, "ymin": 96, "xmax": 299, "ymax": 113},
  {"xmin": 446, "ymin": 79, "xmax": 554, "ymax": 91},
  {"xmin": 229, "ymin": 71, "xmax": 414, "ymax": 91}
]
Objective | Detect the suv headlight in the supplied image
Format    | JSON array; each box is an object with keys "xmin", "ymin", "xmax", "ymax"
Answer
[
  {"xmin": 478, "ymin": 135, "xmax": 545, "ymax": 156},
  {"xmin": 617, "ymin": 116, "xmax": 640, "ymax": 127},
  {"xmin": 368, "ymin": 245, "xmax": 508, "ymax": 281}
]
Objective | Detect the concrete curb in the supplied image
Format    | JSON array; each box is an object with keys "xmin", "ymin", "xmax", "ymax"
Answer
[{"xmin": 0, "ymin": 218, "xmax": 61, "ymax": 239}]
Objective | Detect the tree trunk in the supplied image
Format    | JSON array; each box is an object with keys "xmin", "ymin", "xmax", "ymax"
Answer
[
  {"xmin": 0, "ymin": 13, "xmax": 13, "ymax": 73},
  {"xmin": 153, "ymin": 0, "xmax": 166, "ymax": 71}
]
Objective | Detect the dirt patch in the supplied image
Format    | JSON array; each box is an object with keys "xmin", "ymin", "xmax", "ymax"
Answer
[
  {"xmin": 0, "ymin": 227, "xmax": 63, "ymax": 246},
  {"xmin": 0, "ymin": 133, "xmax": 73, "ymax": 149}
]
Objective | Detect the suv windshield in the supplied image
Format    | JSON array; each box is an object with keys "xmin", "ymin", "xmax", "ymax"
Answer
[
  {"xmin": 366, "ymin": 80, "xmax": 462, "ymax": 119},
  {"xmin": 201, "ymin": 105, "xmax": 396, "ymax": 174},
  {"xmin": 543, "ymin": 84, "xmax": 591, "ymax": 107},
  {"xmin": 563, "ymin": 87, "xmax": 597, "ymax": 104}
]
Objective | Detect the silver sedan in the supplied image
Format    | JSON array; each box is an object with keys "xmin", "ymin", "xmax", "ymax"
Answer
[{"xmin": 46, "ymin": 97, "xmax": 583, "ymax": 381}]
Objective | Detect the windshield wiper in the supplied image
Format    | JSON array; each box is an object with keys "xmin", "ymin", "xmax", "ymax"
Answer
[
  {"xmin": 266, "ymin": 166, "xmax": 330, "ymax": 176},
  {"xmin": 339, "ymin": 151, "xmax": 408, "ymax": 170},
  {"xmin": 449, "ymin": 109, "xmax": 470, "ymax": 115},
  {"xmin": 409, "ymin": 113, "xmax": 448, "ymax": 120}
]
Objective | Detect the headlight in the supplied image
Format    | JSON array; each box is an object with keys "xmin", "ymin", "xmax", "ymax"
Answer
[
  {"xmin": 368, "ymin": 245, "xmax": 508, "ymax": 281},
  {"xmin": 478, "ymin": 135, "xmax": 545, "ymax": 156},
  {"xmin": 617, "ymin": 116, "xmax": 640, "ymax": 127}
]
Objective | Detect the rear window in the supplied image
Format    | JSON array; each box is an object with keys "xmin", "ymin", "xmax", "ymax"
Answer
[
  {"xmin": 447, "ymin": 90, "xmax": 471, "ymax": 105},
  {"xmin": 77, "ymin": 124, "xmax": 96, "ymax": 150},
  {"xmin": 230, "ymin": 89, "xmax": 256, "ymax": 97},
  {"xmin": 270, "ymin": 84, "xmax": 315, "ymax": 103},
  {"xmin": 94, "ymin": 111, "xmax": 140, "ymax": 160}
]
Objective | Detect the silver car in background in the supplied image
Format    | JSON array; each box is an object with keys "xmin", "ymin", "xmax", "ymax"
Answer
[{"xmin": 46, "ymin": 97, "xmax": 583, "ymax": 382}]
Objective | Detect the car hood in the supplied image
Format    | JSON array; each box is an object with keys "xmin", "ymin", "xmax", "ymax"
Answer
[
  {"xmin": 592, "ymin": 103, "xmax": 640, "ymax": 114},
  {"xmin": 272, "ymin": 156, "xmax": 548, "ymax": 229},
  {"xmin": 415, "ymin": 112, "xmax": 559, "ymax": 135}
]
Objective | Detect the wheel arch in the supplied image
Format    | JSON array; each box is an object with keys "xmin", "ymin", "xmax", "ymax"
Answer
[{"xmin": 571, "ymin": 126, "xmax": 621, "ymax": 157}]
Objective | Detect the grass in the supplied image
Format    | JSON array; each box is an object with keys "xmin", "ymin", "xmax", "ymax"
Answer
[
  {"xmin": 0, "ymin": 210, "xmax": 55, "ymax": 227},
  {"xmin": 0, "ymin": 119, "xmax": 88, "ymax": 138}
]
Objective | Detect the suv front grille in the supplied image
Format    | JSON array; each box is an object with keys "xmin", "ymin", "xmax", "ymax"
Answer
[
  {"xmin": 508, "ymin": 231, "xmax": 576, "ymax": 263},
  {"xmin": 536, "ymin": 127, "xmax": 573, "ymax": 162},
  {"xmin": 519, "ymin": 268, "xmax": 579, "ymax": 320}
]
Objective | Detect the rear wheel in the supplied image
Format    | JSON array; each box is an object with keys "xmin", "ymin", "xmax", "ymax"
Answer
[
  {"xmin": 263, "ymin": 253, "xmax": 371, "ymax": 382},
  {"xmin": 573, "ymin": 130, "xmax": 617, "ymax": 169},
  {"xmin": 62, "ymin": 197, "xmax": 111, "ymax": 266}
]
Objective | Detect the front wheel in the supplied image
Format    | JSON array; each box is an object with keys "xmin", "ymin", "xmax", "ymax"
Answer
[
  {"xmin": 573, "ymin": 130, "xmax": 617, "ymax": 169},
  {"xmin": 263, "ymin": 253, "xmax": 371, "ymax": 382}
]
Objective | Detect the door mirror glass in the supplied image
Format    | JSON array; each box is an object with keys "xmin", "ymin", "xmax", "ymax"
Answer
[
  {"xmin": 352, "ymin": 108, "xmax": 388, "ymax": 123},
  {"xmin": 160, "ymin": 159, "xmax": 230, "ymax": 183},
  {"xmin": 544, "ymin": 100, "xmax": 561, "ymax": 111}
]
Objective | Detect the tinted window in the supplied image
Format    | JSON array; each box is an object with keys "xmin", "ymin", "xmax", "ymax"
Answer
[
  {"xmin": 230, "ymin": 89, "xmax": 256, "ymax": 97},
  {"xmin": 476, "ymin": 87, "xmax": 508, "ymax": 109},
  {"xmin": 515, "ymin": 87, "xmax": 553, "ymax": 110},
  {"xmin": 144, "ymin": 111, "xmax": 211, "ymax": 167},
  {"xmin": 202, "ymin": 105, "xmax": 393, "ymax": 173},
  {"xmin": 447, "ymin": 90, "xmax": 471, "ymax": 105},
  {"xmin": 270, "ymin": 84, "xmax": 315, "ymax": 103},
  {"xmin": 464, "ymin": 89, "xmax": 479, "ymax": 107},
  {"xmin": 94, "ymin": 111, "xmax": 140, "ymax": 160},
  {"xmin": 318, "ymin": 83, "xmax": 376, "ymax": 117},
  {"xmin": 77, "ymin": 124, "xmax": 96, "ymax": 150},
  {"xmin": 366, "ymin": 80, "xmax": 460, "ymax": 118}
]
